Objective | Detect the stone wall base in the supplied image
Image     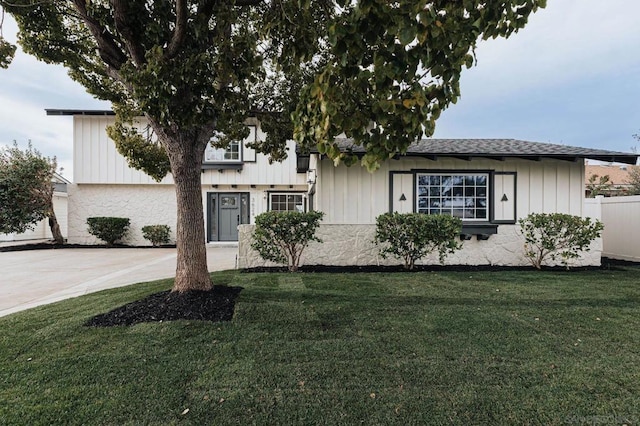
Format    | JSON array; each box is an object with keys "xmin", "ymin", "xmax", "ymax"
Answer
[{"xmin": 238, "ymin": 224, "xmax": 602, "ymax": 268}]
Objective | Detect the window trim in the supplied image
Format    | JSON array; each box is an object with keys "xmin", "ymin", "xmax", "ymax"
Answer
[{"xmin": 267, "ymin": 191, "xmax": 308, "ymax": 213}]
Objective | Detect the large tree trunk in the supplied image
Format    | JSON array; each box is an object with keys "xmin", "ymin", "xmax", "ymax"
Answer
[{"xmin": 163, "ymin": 128, "xmax": 212, "ymax": 293}]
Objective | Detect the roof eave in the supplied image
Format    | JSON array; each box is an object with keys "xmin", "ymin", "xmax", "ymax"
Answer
[{"xmin": 46, "ymin": 109, "xmax": 115, "ymax": 116}]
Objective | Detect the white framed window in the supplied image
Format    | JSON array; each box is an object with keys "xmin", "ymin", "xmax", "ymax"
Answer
[
  {"xmin": 417, "ymin": 173, "xmax": 489, "ymax": 220},
  {"xmin": 203, "ymin": 126, "xmax": 256, "ymax": 163},
  {"xmin": 204, "ymin": 140, "xmax": 240, "ymax": 162},
  {"xmin": 269, "ymin": 193, "xmax": 307, "ymax": 212}
]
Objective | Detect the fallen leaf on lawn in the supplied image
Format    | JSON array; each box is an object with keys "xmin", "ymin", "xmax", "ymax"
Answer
[
  {"xmin": 181, "ymin": 408, "xmax": 189, "ymax": 415},
  {"xmin": 219, "ymin": 398, "xmax": 225, "ymax": 404},
  {"xmin": 370, "ymin": 393, "xmax": 376, "ymax": 399}
]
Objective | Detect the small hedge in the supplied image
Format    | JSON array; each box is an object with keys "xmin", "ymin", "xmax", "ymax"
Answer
[
  {"xmin": 519, "ymin": 213, "xmax": 603, "ymax": 269},
  {"xmin": 142, "ymin": 225, "xmax": 171, "ymax": 247},
  {"xmin": 251, "ymin": 210, "xmax": 324, "ymax": 272},
  {"xmin": 374, "ymin": 212, "xmax": 462, "ymax": 269},
  {"xmin": 86, "ymin": 217, "xmax": 130, "ymax": 246}
]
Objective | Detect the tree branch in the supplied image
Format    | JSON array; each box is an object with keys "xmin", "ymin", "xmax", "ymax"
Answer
[
  {"xmin": 111, "ymin": 0, "xmax": 146, "ymax": 66},
  {"xmin": 165, "ymin": 0, "xmax": 188, "ymax": 60},
  {"xmin": 70, "ymin": 0, "xmax": 126, "ymax": 69}
]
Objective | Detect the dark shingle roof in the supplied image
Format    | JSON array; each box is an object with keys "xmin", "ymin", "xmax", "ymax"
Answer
[
  {"xmin": 46, "ymin": 109, "xmax": 115, "ymax": 116},
  {"xmin": 311, "ymin": 138, "xmax": 638, "ymax": 165},
  {"xmin": 45, "ymin": 110, "xmax": 638, "ymax": 165}
]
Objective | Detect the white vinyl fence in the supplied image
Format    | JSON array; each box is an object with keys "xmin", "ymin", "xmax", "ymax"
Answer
[{"xmin": 585, "ymin": 195, "xmax": 640, "ymax": 262}]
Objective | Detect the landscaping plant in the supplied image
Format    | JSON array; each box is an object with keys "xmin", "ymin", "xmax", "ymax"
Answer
[
  {"xmin": 0, "ymin": 141, "xmax": 64, "ymax": 244},
  {"xmin": 374, "ymin": 212, "xmax": 462, "ymax": 269},
  {"xmin": 86, "ymin": 217, "xmax": 130, "ymax": 246},
  {"xmin": 251, "ymin": 210, "xmax": 324, "ymax": 272},
  {"xmin": 142, "ymin": 225, "xmax": 172, "ymax": 247},
  {"xmin": 518, "ymin": 213, "xmax": 604, "ymax": 269}
]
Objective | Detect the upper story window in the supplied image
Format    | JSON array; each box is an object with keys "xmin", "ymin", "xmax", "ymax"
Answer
[
  {"xmin": 417, "ymin": 173, "xmax": 488, "ymax": 220},
  {"xmin": 203, "ymin": 125, "xmax": 256, "ymax": 163},
  {"xmin": 204, "ymin": 140, "xmax": 240, "ymax": 162}
]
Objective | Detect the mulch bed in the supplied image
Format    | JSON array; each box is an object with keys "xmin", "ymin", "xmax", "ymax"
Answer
[
  {"xmin": 243, "ymin": 264, "xmax": 611, "ymax": 274},
  {"xmin": 0, "ymin": 242, "xmax": 175, "ymax": 252},
  {"xmin": 85, "ymin": 286, "xmax": 242, "ymax": 327}
]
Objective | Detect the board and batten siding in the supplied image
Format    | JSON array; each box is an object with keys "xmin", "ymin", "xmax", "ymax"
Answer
[
  {"xmin": 73, "ymin": 116, "xmax": 306, "ymax": 186},
  {"xmin": 315, "ymin": 156, "xmax": 584, "ymax": 224}
]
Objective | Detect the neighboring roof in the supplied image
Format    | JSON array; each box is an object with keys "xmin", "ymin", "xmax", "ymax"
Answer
[
  {"xmin": 46, "ymin": 109, "xmax": 114, "ymax": 116},
  {"xmin": 307, "ymin": 138, "xmax": 638, "ymax": 165},
  {"xmin": 585, "ymin": 164, "xmax": 635, "ymax": 185},
  {"xmin": 53, "ymin": 172, "xmax": 71, "ymax": 185}
]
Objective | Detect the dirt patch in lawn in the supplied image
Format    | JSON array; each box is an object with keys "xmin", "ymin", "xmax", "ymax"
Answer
[{"xmin": 85, "ymin": 286, "xmax": 242, "ymax": 327}]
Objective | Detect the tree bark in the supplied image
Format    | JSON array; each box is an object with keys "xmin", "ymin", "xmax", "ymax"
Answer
[
  {"xmin": 46, "ymin": 197, "xmax": 64, "ymax": 245},
  {"xmin": 48, "ymin": 214, "xmax": 64, "ymax": 245},
  {"xmin": 160, "ymin": 128, "xmax": 213, "ymax": 293}
]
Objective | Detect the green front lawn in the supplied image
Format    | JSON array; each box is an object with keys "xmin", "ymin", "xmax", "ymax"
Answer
[{"xmin": 1, "ymin": 267, "xmax": 639, "ymax": 425}]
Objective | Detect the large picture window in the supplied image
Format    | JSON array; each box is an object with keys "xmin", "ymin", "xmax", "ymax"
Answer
[
  {"xmin": 417, "ymin": 173, "xmax": 488, "ymax": 220},
  {"xmin": 269, "ymin": 193, "xmax": 306, "ymax": 212}
]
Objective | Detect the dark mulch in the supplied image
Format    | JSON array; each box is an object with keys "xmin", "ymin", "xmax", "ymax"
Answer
[
  {"xmin": 242, "ymin": 263, "xmax": 628, "ymax": 274},
  {"xmin": 84, "ymin": 286, "xmax": 242, "ymax": 327},
  {"xmin": 0, "ymin": 242, "xmax": 176, "ymax": 252}
]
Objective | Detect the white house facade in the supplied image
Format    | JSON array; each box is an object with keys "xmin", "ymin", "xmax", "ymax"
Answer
[
  {"xmin": 49, "ymin": 110, "xmax": 308, "ymax": 246},
  {"xmin": 48, "ymin": 109, "xmax": 638, "ymax": 267}
]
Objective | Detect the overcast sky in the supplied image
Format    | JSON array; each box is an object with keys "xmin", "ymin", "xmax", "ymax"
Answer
[{"xmin": 1, "ymin": 0, "xmax": 639, "ymax": 179}]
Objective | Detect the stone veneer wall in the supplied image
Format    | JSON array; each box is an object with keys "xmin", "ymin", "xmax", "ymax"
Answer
[
  {"xmin": 67, "ymin": 184, "xmax": 177, "ymax": 245},
  {"xmin": 238, "ymin": 224, "xmax": 602, "ymax": 268}
]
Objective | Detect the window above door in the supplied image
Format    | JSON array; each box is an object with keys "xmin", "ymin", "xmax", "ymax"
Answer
[{"xmin": 202, "ymin": 125, "xmax": 257, "ymax": 170}]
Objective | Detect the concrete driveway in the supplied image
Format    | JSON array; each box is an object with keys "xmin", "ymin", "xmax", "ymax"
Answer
[{"xmin": 0, "ymin": 245, "xmax": 238, "ymax": 317}]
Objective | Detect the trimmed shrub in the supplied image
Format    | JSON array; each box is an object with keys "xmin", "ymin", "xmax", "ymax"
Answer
[
  {"xmin": 86, "ymin": 217, "xmax": 130, "ymax": 246},
  {"xmin": 518, "ymin": 213, "xmax": 604, "ymax": 269},
  {"xmin": 142, "ymin": 225, "xmax": 171, "ymax": 247},
  {"xmin": 374, "ymin": 212, "xmax": 462, "ymax": 269},
  {"xmin": 251, "ymin": 210, "xmax": 325, "ymax": 272}
]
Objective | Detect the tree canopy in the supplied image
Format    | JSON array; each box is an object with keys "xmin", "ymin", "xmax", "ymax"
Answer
[
  {"xmin": 0, "ymin": 0, "xmax": 546, "ymax": 291},
  {"xmin": 625, "ymin": 166, "xmax": 640, "ymax": 195},
  {"xmin": 1, "ymin": 0, "xmax": 546, "ymax": 171},
  {"xmin": 0, "ymin": 142, "xmax": 63, "ymax": 243}
]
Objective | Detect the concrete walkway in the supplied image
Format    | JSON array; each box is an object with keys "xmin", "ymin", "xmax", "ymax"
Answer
[{"xmin": 0, "ymin": 245, "xmax": 238, "ymax": 317}]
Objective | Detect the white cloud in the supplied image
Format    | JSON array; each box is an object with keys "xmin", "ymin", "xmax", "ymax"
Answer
[{"xmin": 0, "ymin": 14, "xmax": 108, "ymax": 180}]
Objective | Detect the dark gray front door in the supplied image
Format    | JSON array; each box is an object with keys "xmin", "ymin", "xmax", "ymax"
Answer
[
  {"xmin": 207, "ymin": 192, "xmax": 250, "ymax": 242},
  {"xmin": 218, "ymin": 194, "xmax": 240, "ymax": 241}
]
